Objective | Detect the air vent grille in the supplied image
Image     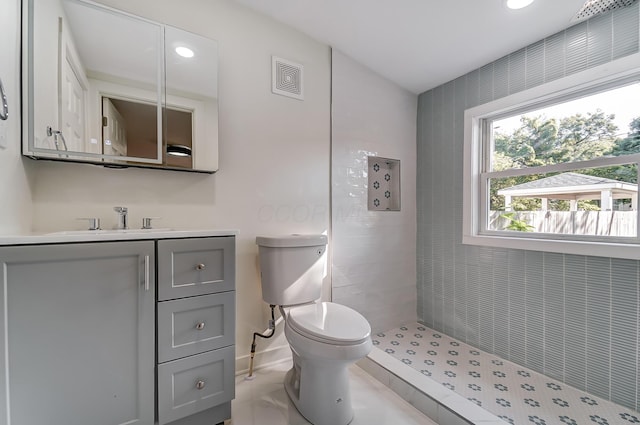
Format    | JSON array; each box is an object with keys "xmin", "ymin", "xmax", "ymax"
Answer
[
  {"xmin": 571, "ymin": 0, "xmax": 637, "ymax": 22},
  {"xmin": 272, "ymin": 56, "xmax": 304, "ymax": 100}
]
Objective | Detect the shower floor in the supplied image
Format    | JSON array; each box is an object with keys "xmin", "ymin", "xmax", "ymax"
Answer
[{"xmin": 373, "ymin": 322, "xmax": 639, "ymax": 425}]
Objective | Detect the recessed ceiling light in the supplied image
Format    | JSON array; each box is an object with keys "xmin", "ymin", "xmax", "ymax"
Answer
[
  {"xmin": 175, "ymin": 46, "xmax": 194, "ymax": 58},
  {"xmin": 506, "ymin": 0, "xmax": 535, "ymax": 9}
]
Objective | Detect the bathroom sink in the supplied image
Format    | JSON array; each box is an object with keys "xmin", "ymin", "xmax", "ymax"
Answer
[{"xmin": 47, "ymin": 228, "xmax": 174, "ymax": 235}]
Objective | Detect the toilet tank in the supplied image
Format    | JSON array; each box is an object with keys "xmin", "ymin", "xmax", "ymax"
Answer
[{"xmin": 255, "ymin": 234, "xmax": 327, "ymax": 306}]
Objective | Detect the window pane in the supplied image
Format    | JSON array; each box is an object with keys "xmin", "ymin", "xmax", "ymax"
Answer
[
  {"xmin": 490, "ymin": 83, "xmax": 640, "ymax": 171},
  {"xmin": 488, "ymin": 165, "xmax": 638, "ymax": 237}
]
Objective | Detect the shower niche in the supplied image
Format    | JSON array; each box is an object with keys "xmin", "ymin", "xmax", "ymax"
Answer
[{"xmin": 367, "ymin": 156, "xmax": 400, "ymax": 211}]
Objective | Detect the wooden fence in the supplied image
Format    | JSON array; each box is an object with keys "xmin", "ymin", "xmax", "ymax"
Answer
[{"xmin": 489, "ymin": 211, "xmax": 637, "ymax": 237}]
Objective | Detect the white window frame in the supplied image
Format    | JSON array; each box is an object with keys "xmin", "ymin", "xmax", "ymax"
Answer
[{"xmin": 463, "ymin": 53, "xmax": 640, "ymax": 260}]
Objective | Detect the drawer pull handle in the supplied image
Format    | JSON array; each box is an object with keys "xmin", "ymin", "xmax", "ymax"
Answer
[
  {"xmin": 196, "ymin": 380, "xmax": 206, "ymax": 390},
  {"xmin": 144, "ymin": 255, "xmax": 150, "ymax": 291},
  {"xmin": 195, "ymin": 322, "xmax": 206, "ymax": 330},
  {"xmin": 196, "ymin": 263, "xmax": 206, "ymax": 271}
]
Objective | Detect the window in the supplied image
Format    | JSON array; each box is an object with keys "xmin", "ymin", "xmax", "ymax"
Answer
[{"xmin": 463, "ymin": 54, "xmax": 640, "ymax": 259}]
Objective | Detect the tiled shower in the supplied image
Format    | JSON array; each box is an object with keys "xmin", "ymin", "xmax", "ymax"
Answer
[
  {"xmin": 331, "ymin": 49, "xmax": 418, "ymax": 333},
  {"xmin": 417, "ymin": 3, "xmax": 640, "ymax": 413}
]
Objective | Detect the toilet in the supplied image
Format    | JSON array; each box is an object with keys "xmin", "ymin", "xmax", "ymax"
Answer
[{"xmin": 256, "ymin": 234, "xmax": 372, "ymax": 425}]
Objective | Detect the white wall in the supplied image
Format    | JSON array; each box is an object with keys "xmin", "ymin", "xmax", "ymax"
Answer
[
  {"xmin": 25, "ymin": 0, "xmax": 331, "ymax": 371},
  {"xmin": 0, "ymin": 0, "xmax": 33, "ymax": 235},
  {"xmin": 4, "ymin": 0, "xmax": 416, "ymax": 371},
  {"xmin": 331, "ymin": 50, "xmax": 418, "ymax": 332}
]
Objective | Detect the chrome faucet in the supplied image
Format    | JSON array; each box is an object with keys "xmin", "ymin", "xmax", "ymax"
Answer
[{"xmin": 113, "ymin": 206, "xmax": 128, "ymax": 230}]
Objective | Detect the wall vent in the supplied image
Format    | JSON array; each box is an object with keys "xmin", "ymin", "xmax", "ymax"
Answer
[
  {"xmin": 571, "ymin": 0, "xmax": 637, "ymax": 22},
  {"xmin": 272, "ymin": 56, "xmax": 304, "ymax": 100}
]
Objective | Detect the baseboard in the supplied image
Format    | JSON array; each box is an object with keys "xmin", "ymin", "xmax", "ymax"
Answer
[{"xmin": 235, "ymin": 344, "xmax": 291, "ymax": 376}]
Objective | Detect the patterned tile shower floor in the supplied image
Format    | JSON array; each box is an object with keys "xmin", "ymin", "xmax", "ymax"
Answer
[{"xmin": 373, "ymin": 323, "xmax": 640, "ymax": 425}]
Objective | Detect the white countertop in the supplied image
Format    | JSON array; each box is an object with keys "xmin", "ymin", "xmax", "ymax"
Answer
[{"xmin": 0, "ymin": 229, "xmax": 238, "ymax": 246}]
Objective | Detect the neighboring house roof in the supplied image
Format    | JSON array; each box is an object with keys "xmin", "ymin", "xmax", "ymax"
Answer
[{"xmin": 497, "ymin": 172, "xmax": 637, "ymax": 199}]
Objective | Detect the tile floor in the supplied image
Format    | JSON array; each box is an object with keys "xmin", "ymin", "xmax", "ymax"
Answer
[
  {"xmin": 228, "ymin": 359, "xmax": 437, "ymax": 425},
  {"xmin": 374, "ymin": 322, "xmax": 640, "ymax": 425}
]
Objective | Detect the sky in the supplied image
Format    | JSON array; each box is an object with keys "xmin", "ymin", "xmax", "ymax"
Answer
[{"xmin": 493, "ymin": 81, "xmax": 640, "ymax": 138}]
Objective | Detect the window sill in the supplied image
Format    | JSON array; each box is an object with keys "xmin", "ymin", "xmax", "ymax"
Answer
[{"xmin": 462, "ymin": 234, "xmax": 640, "ymax": 260}]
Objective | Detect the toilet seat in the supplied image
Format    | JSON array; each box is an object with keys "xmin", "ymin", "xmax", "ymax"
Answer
[{"xmin": 287, "ymin": 302, "xmax": 371, "ymax": 346}]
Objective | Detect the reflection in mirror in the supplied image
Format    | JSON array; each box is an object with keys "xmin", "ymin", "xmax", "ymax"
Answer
[
  {"xmin": 23, "ymin": 0, "xmax": 219, "ymax": 172},
  {"xmin": 103, "ymin": 98, "xmax": 156, "ymax": 160},
  {"xmin": 163, "ymin": 25, "xmax": 219, "ymax": 171}
]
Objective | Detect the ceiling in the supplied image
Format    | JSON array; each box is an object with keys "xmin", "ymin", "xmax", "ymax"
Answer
[{"xmin": 234, "ymin": 0, "xmax": 590, "ymax": 94}]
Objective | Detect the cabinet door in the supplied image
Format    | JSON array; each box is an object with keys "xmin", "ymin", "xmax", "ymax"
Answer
[
  {"xmin": 0, "ymin": 242, "xmax": 155, "ymax": 425},
  {"xmin": 157, "ymin": 237, "xmax": 235, "ymax": 301}
]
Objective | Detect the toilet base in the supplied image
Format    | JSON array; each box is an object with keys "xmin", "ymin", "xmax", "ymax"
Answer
[{"xmin": 283, "ymin": 355, "xmax": 354, "ymax": 425}]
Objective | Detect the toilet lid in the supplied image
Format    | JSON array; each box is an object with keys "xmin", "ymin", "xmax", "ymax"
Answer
[{"xmin": 287, "ymin": 302, "xmax": 371, "ymax": 344}]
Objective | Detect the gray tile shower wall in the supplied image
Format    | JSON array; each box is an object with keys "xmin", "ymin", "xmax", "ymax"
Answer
[{"xmin": 416, "ymin": 3, "xmax": 640, "ymax": 412}]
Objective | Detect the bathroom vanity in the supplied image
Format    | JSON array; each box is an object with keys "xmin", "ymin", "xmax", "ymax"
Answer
[{"xmin": 0, "ymin": 230, "xmax": 236, "ymax": 425}]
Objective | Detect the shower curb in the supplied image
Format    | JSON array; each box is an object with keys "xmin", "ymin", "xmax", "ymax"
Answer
[{"xmin": 357, "ymin": 347, "xmax": 507, "ymax": 425}]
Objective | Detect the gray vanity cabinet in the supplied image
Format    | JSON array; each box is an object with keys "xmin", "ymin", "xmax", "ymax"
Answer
[
  {"xmin": 0, "ymin": 241, "xmax": 156, "ymax": 425},
  {"xmin": 156, "ymin": 237, "xmax": 235, "ymax": 425}
]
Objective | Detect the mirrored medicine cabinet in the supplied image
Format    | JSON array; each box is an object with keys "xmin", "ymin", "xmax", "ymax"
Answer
[{"xmin": 22, "ymin": 0, "xmax": 219, "ymax": 172}]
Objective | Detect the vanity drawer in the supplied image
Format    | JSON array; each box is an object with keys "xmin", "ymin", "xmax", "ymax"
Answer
[
  {"xmin": 158, "ymin": 237, "xmax": 235, "ymax": 301},
  {"xmin": 157, "ymin": 345, "xmax": 235, "ymax": 425},
  {"xmin": 157, "ymin": 291, "xmax": 235, "ymax": 363}
]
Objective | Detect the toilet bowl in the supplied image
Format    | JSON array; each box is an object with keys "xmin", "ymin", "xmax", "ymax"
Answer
[
  {"xmin": 255, "ymin": 235, "xmax": 373, "ymax": 425},
  {"xmin": 283, "ymin": 302, "xmax": 372, "ymax": 425}
]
